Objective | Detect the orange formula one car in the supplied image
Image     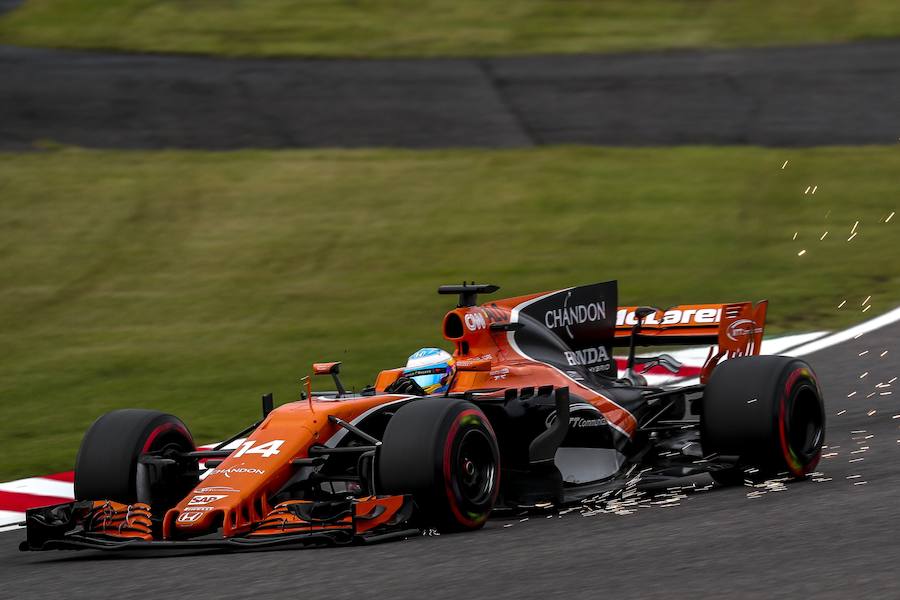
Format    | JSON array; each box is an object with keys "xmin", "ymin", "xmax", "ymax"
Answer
[{"xmin": 21, "ymin": 281, "xmax": 825, "ymax": 552}]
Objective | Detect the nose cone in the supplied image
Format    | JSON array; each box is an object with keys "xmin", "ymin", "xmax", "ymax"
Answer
[
  {"xmin": 164, "ymin": 421, "xmax": 319, "ymax": 539},
  {"xmin": 169, "ymin": 484, "xmax": 238, "ymax": 532},
  {"xmin": 168, "ymin": 463, "xmax": 275, "ymax": 537}
]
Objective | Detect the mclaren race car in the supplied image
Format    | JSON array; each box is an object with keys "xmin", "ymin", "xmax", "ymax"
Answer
[{"xmin": 21, "ymin": 281, "xmax": 825, "ymax": 552}]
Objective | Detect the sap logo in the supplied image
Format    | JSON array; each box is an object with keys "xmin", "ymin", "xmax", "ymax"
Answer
[
  {"xmin": 188, "ymin": 495, "xmax": 227, "ymax": 505},
  {"xmin": 464, "ymin": 312, "xmax": 487, "ymax": 331},
  {"xmin": 726, "ymin": 319, "xmax": 763, "ymax": 342},
  {"xmin": 564, "ymin": 346, "xmax": 610, "ymax": 367},
  {"xmin": 544, "ymin": 302, "xmax": 607, "ymax": 331},
  {"xmin": 177, "ymin": 511, "xmax": 204, "ymax": 523},
  {"xmin": 616, "ymin": 308, "xmax": 722, "ymax": 327}
]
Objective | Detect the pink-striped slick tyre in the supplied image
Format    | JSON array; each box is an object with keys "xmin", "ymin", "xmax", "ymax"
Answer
[
  {"xmin": 701, "ymin": 355, "xmax": 825, "ymax": 485},
  {"xmin": 377, "ymin": 398, "xmax": 500, "ymax": 532}
]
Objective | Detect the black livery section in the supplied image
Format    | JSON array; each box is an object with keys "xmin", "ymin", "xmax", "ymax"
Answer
[{"xmin": 513, "ymin": 281, "xmax": 618, "ymax": 378}]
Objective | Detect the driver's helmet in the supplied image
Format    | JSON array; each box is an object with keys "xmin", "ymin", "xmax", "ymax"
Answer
[{"xmin": 403, "ymin": 348, "xmax": 455, "ymax": 394}]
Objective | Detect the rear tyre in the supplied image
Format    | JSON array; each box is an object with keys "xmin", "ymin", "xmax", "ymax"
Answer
[
  {"xmin": 377, "ymin": 398, "xmax": 499, "ymax": 532},
  {"xmin": 74, "ymin": 409, "xmax": 197, "ymax": 512},
  {"xmin": 701, "ymin": 356, "xmax": 825, "ymax": 485}
]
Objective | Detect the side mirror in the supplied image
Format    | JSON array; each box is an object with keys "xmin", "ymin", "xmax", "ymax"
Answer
[
  {"xmin": 312, "ymin": 361, "xmax": 347, "ymax": 397},
  {"xmin": 313, "ymin": 361, "xmax": 342, "ymax": 375}
]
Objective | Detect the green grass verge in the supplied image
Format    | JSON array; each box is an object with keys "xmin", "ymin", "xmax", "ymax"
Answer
[
  {"xmin": 2, "ymin": 1, "xmax": 900, "ymax": 57},
  {"xmin": 1, "ymin": 145, "xmax": 898, "ymax": 479}
]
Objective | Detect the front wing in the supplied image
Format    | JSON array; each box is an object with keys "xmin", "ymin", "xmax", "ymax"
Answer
[{"xmin": 21, "ymin": 495, "xmax": 417, "ymax": 553}]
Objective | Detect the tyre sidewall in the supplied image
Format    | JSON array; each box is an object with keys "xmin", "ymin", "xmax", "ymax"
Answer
[
  {"xmin": 702, "ymin": 356, "xmax": 824, "ymax": 478},
  {"xmin": 437, "ymin": 407, "xmax": 500, "ymax": 529},
  {"xmin": 378, "ymin": 398, "xmax": 500, "ymax": 531},
  {"xmin": 74, "ymin": 409, "xmax": 194, "ymax": 506},
  {"xmin": 776, "ymin": 365, "xmax": 824, "ymax": 476}
]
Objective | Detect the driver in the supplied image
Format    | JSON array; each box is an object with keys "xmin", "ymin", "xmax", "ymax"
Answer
[{"xmin": 386, "ymin": 348, "xmax": 455, "ymax": 395}]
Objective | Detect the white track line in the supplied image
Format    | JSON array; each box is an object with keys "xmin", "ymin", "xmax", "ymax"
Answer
[
  {"xmin": 0, "ymin": 510, "xmax": 25, "ymax": 530},
  {"xmin": 0, "ymin": 477, "xmax": 74, "ymax": 498},
  {"xmin": 618, "ymin": 331, "xmax": 830, "ymax": 387},
  {"xmin": 785, "ymin": 306, "xmax": 900, "ymax": 357}
]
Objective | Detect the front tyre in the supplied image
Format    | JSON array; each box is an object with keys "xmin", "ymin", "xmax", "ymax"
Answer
[
  {"xmin": 74, "ymin": 409, "xmax": 197, "ymax": 512},
  {"xmin": 377, "ymin": 398, "xmax": 500, "ymax": 532},
  {"xmin": 701, "ymin": 356, "xmax": 825, "ymax": 484}
]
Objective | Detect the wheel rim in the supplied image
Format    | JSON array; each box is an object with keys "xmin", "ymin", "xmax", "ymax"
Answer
[
  {"xmin": 455, "ymin": 429, "xmax": 497, "ymax": 506},
  {"xmin": 143, "ymin": 428, "xmax": 196, "ymax": 510},
  {"xmin": 787, "ymin": 383, "xmax": 824, "ymax": 462}
]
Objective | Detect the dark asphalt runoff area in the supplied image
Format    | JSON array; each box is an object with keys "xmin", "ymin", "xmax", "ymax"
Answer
[
  {"xmin": 2, "ymin": 319, "xmax": 898, "ymax": 599},
  {"xmin": 0, "ymin": 0, "xmax": 22, "ymax": 16},
  {"xmin": 3, "ymin": 40, "xmax": 900, "ymax": 150}
]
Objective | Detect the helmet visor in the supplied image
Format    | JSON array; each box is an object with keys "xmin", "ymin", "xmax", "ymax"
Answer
[{"xmin": 403, "ymin": 364, "xmax": 453, "ymax": 394}]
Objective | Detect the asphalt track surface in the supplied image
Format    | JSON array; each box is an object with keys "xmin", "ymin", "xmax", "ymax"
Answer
[
  {"xmin": 0, "ymin": 0, "xmax": 21, "ymax": 16},
  {"xmin": 2, "ymin": 320, "xmax": 898, "ymax": 599},
  {"xmin": 3, "ymin": 40, "xmax": 900, "ymax": 150}
]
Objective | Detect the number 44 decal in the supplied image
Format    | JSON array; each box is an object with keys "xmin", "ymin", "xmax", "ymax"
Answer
[{"xmin": 232, "ymin": 439, "xmax": 285, "ymax": 458}]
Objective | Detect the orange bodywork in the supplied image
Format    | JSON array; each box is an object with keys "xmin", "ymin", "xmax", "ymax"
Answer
[
  {"xmin": 700, "ymin": 300, "xmax": 768, "ymax": 382},
  {"xmin": 247, "ymin": 495, "xmax": 409, "ymax": 537},
  {"xmin": 616, "ymin": 304, "xmax": 728, "ymax": 341},
  {"xmin": 84, "ymin": 501, "xmax": 153, "ymax": 541},
  {"xmin": 377, "ymin": 288, "xmax": 767, "ymax": 438},
  {"xmin": 432, "ymin": 292, "xmax": 641, "ymax": 437},
  {"xmin": 312, "ymin": 362, "xmax": 341, "ymax": 375},
  {"xmin": 163, "ymin": 393, "xmax": 412, "ymax": 539},
  {"xmin": 616, "ymin": 301, "xmax": 767, "ymax": 382},
  {"xmin": 163, "ymin": 283, "xmax": 765, "ymax": 540}
]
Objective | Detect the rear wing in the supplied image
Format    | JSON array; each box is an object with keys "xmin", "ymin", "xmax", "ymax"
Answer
[{"xmin": 616, "ymin": 301, "xmax": 768, "ymax": 382}]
